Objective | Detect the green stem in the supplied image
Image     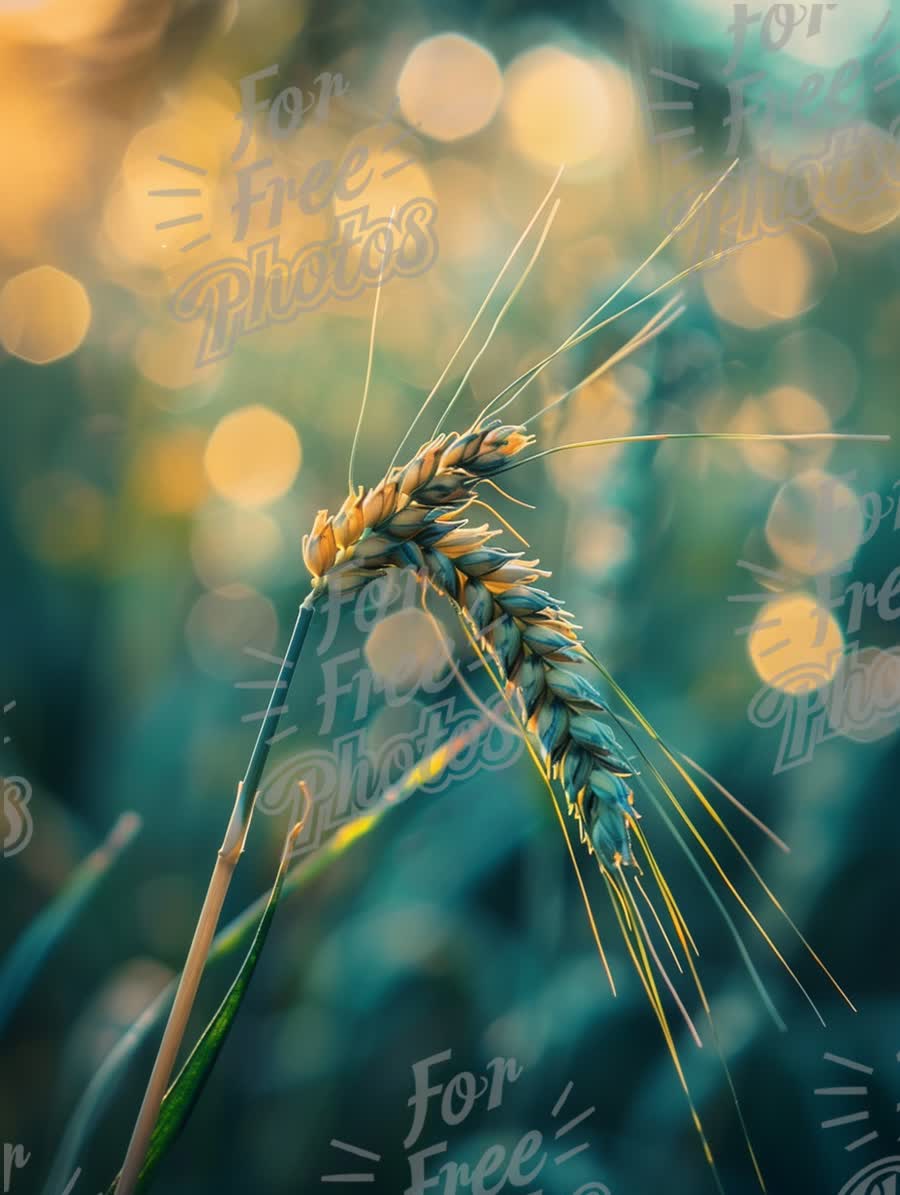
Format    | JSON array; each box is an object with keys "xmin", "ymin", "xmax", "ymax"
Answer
[{"xmin": 115, "ymin": 591, "xmax": 318, "ymax": 1195}]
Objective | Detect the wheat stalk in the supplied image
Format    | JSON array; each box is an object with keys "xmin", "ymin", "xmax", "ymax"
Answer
[{"xmin": 114, "ymin": 595, "xmax": 316, "ymax": 1195}]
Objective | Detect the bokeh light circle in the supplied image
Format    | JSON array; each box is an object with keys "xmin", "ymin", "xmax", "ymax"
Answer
[
  {"xmin": 185, "ymin": 584, "xmax": 278, "ymax": 678},
  {"xmin": 0, "ymin": 267, "xmax": 91, "ymax": 363},
  {"xmin": 503, "ymin": 47, "xmax": 634, "ymax": 170},
  {"xmin": 748, "ymin": 594, "xmax": 844, "ymax": 694},
  {"xmin": 190, "ymin": 507, "xmax": 284, "ymax": 587},
  {"xmin": 398, "ymin": 34, "xmax": 502, "ymax": 142},
  {"xmin": 204, "ymin": 405, "xmax": 301, "ymax": 509},
  {"xmin": 765, "ymin": 470, "xmax": 863, "ymax": 575},
  {"xmin": 365, "ymin": 608, "xmax": 449, "ymax": 692}
]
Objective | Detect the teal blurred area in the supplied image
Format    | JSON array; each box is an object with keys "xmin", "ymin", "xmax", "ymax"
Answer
[{"xmin": 1, "ymin": 1, "xmax": 899, "ymax": 1193}]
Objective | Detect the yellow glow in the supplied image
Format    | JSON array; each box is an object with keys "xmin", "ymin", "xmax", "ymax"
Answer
[
  {"xmin": 132, "ymin": 429, "xmax": 208, "ymax": 515},
  {"xmin": 703, "ymin": 265, "xmax": 768, "ymax": 331},
  {"xmin": 326, "ymin": 124, "xmax": 435, "ymax": 296},
  {"xmin": 766, "ymin": 470, "xmax": 863, "ymax": 574},
  {"xmin": 167, "ymin": 73, "xmax": 241, "ymax": 135},
  {"xmin": 572, "ymin": 515, "xmax": 631, "ymax": 575},
  {"xmin": 764, "ymin": 385, "xmax": 831, "ymax": 433},
  {"xmin": 0, "ymin": 49, "xmax": 92, "ymax": 260},
  {"xmin": 101, "ymin": 178, "xmax": 231, "ymax": 276},
  {"xmin": 122, "ymin": 114, "xmax": 233, "ymax": 198},
  {"xmin": 365, "ymin": 608, "xmax": 449, "ymax": 690},
  {"xmin": 110, "ymin": 115, "xmax": 235, "ymax": 272},
  {"xmin": 204, "ymin": 405, "xmax": 301, "ymax": 509},
  {"xmin": 547, "ymin": 379, "xmax": 634, "ymax": 497},
  {"xmin": 0, "ymin": 0, "xmax": 126, "ymax": 43},
  {"xmin": 503, "ymin": 48, "xmax": 634, "ymax": 170},
  {"xmin": 429, "ymin": 159, "xmax": 493, "ymax": 259},
  {"xmin": 214, "ymin": 151, "xmax": 331, "ymax": 259},
  {"xmin": 134, "ymin": 323, "xmax": 222, "ymax": 391},
  {"xmin": 811, "ymin": 122, "xmax": 900, "ymax": 235},
  {"xmin": 333, "ymin": 814, "xmax": 376, "ymax": 850},
  {"xmin": 109, "ymin": 77, "xmax": 259, "ymax": 276},
  {"xmin": 705, "ymin": 230, "xmax": 829, "ymax": 328},
  {"xmin": 332, "ymin": 124, "xmax": 434, "ymax": 224},
  {"xmin": 733, "ymin": 386, "xmax": 832, "ymax": 480},
  {"xmin": 0, "ymin": 267, "xmax": 91, "ymax": 364},
  {"xmin": 427, "ymin": 746, "xmax": 448, "ymax": 778},
  {"xmin": 749, "ymin": 595, "xmax": 844, "ymax": 694},
  {"xmin": 736, "ymin": 233, "xmax": 815, "ymax": 320},
  {"xmin": 398, "ymin": 34, "xmax": 502, "ymax": 141},
  {"xmin": 190, "ymin": 508, "xmax": 283, "ymax": 588}
]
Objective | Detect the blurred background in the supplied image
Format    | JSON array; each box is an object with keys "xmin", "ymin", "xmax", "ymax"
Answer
[{"xmin": 1, "ymin": 0, "xmax": 899, "ymax": 1192}]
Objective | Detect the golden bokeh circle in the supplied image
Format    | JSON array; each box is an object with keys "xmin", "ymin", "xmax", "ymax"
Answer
[
  {"xmin": 0, "ymin": 267, "xmax": 91, "ymax": 364},
  {"xmin": 398, "ymin": 34, "xmax": 502, "ymax": 142},
  {"xmin": 365, "ymin": 608, "xmax": 449, "ymax": 691},
  {"xmin": 503, "ymin": 47, "xmax": 633, "ymax": 170},
  {"xmin": 204, "ymin": 405, "xmax": 302, "ymax": 508},
  {"xmin": 748, "ymin": 594, "xmax": 844, "ymax": 694}
]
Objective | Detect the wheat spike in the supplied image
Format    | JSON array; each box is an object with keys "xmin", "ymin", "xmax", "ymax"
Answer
[
  {"xmin": 302, "ymin": 412, "xmax": 887, "ymax": 867},
  {"xmin": 302, "ymin": 417, "xmax": 640, "ymax": 868}
]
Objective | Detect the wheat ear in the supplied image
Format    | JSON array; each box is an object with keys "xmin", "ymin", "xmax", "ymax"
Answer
[
  {"xmin": 304, "ymin": 420, "xmax": 642, "ymax": 866},
  {"xmin": 302, "ymin": 417, "xmax": 888, "ymax": 867}
]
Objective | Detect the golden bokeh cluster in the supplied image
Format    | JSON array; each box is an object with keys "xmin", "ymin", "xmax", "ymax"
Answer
[{"xmin": 2, "ymin": 10, "xmax": 896, "ymax": 696}]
